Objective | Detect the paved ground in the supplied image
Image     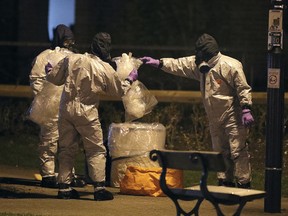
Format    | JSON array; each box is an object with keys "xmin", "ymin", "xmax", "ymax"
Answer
[{"xmin": 0, "ymin": 165, "xmax": 288, "ymax": 216}]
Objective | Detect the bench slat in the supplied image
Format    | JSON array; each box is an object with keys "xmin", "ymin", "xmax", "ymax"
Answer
[{"xmin": 153, "ymin": 149, "xmax": 226, "ymax": 172}]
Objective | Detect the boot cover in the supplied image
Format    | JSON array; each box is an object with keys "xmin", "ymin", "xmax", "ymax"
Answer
[
  {"xmin": 218, "ymin": 179, "xmax": 236, "ymax": 187},
  {"xmin": 237, "ymin": 182, "xmax": 251, "ymax": 189},
  {"xmin": 57, "ymin": 184, "xmax": 80, "ymax": 199},
  {"xmin": 41, "ymin": 176, "xmax": 58, "ymax": 188},
  {"xmin": 94, "ymin": 189, "xmax": 114, "ymax": 201},
  {"xmin": 71, "ymin": 175, "xmax": 87, "ymax": 187}
]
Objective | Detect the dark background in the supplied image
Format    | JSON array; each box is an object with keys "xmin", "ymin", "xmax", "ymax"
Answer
[{"xmin": 0, "ymin": 0, "xmax": 286, "ymax": 91}]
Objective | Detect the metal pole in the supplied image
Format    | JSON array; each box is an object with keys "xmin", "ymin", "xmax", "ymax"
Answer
[{"xmin": 265, "ymin": 0, "xmax": 286, "ymax": 213}]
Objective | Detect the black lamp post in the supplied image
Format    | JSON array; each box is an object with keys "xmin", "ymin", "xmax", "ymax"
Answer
[{"xmin": 265, "ymin": 0, "xmax": 286, "ymax": 213}]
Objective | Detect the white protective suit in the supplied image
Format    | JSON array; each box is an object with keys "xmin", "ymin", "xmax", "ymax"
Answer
[
  {"xmin": 29, "ymin": 47, "xmax": 72, "ymax": 177},
  {"xmin": 46, "ymin": 53, "xmax": 130, "ymax": 185},
  {"xmin": 160, "ymin": 52, "xmax": 252, "ymax": 184}
]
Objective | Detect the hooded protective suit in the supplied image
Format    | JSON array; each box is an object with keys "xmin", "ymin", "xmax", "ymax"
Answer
[
  {"xmin": 46, "ymin": 53, "xmax": 130, "ymax": 185},
  {"xmin": 90, "ymin": 32, "xmax": 117, "ymax": 70},
  {"xmin": 51, "ymin": 24, "xmax": 76, "ymax": 51},
  {"xmin": 29, "ymin": 24, "xmax": 75, "ymax": 184},
  {"xmin": 141, "ymin": 34, "xmax": 253, "ymax": 186}
]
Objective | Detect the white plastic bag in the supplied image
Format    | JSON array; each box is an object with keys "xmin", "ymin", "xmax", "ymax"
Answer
[
  {"xmin": 113, "ymin": 52, "xmax": 143, "ymax": 81},
  {"xmin": 28, "ymin": 81, "xmax": 63, "ymax": 125},
  {"xmin": 122, "ymin": 80, "xmax": 158, "ymax": 122},
  {"xmin": 114, "ymin": 52, "xmax": 158, "ymax": 121},
  {"xmin": 27, "ymin": 52, "xmax": 65, "ymax": 125}
]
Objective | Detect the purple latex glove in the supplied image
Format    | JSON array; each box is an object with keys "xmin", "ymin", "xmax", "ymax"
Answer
[
  {"xmin": 126, "ymin": 69, "xmax": 138, "ymax": 83},
  {"xmin": 45, "ymin": 62, "xmax": 53, "ymax": 74},
  {"xmin": 139, "ymin": 56, "xmax": 160, "ymax": 68},
  {"xmin": 242, "ymin": 109, "xmax": 254, "ymax": 127}
]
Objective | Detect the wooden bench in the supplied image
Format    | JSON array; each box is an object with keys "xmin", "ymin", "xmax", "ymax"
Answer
[{"xmin": 149, "ymin": 149, "xmax": 266, "ymax": 216}]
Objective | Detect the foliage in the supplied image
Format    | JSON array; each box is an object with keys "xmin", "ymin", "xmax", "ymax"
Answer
[
  {"xmin": 0, "ymin": 98, "xmax": 288, "ymax": 195},
  {"xmin": 0, "ymin": 98, "xmax": 38, "ymax": 136}
]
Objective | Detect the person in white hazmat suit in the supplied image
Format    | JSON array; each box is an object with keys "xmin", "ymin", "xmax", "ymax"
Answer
[
  {"xmin": 85, "ymin": 32, "xmax": 115, "ymax": 186},
  {"xmin": 139, "ymin": 33, "xmax": 254, "ymax": 189},
  {"xmin": 45, "ymin": 44, "xmax": 138, "ymax": 200},
  {"xmin": 29, "ymin": 24, "xmax": 85, "ymax": 188}
]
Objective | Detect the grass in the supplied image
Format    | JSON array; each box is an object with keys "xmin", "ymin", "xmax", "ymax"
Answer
[
  {"xmin": 0, "ymin": 132, "xmax": 285, "ymax": 195},
  {"xmin": 183, "ymin": 168, "xmax": 266, "ymax": 191},
  {"xmin": 0, "ymin": 134, "xmax": 39, "ymax": 169},
  {"xmin": 0, "ymin": 133, "xmax": 87, "ymax": 175}
]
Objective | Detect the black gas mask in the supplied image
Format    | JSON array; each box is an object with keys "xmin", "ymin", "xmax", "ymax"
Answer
[
  {"xmin": 195, "ymin": 50, "xmax": 211, "ymax": 73},
  {"xmin": 195, "ymin": 33, "xmax": 219, "ymax": 73}
]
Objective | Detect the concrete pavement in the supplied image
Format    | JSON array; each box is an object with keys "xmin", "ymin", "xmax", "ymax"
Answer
[{"xmin": 0, "ymin": 165, "xmax": 288, "ymax": 216}]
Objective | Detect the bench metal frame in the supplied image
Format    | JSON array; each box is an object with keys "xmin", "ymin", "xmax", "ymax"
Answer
[{"xmin": 149, "ymin": 149, "xmax": 266, "ymax": 216}]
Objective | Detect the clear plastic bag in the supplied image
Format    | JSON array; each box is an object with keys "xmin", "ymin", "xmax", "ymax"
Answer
[
  {"xmin": 113, "ymin": 52, "xmax": 143, "ymax": 81},
  {"xmin": 108, "ymin": 122, "xmax": 166, "ymax": 187},
  {"xmin": 27, "ymin": 52, "xmax": 66, "ymax": 125},
  {"xmin": 122, "ymin": 80, "xmax": 158, "ymax": 122},
  {"xmin": 113, "ymin": 52, "xmax": 157, "ymax": 121},
  {"xmin": 28, "ymin": 81, "xmax": 63, "ymax": 125}
]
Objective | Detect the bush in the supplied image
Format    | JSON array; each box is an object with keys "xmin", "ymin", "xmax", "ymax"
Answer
[
  {"xmin": 0, "ymin": 97, "xmax": 38, "ymax": 136},
  {"xmin": 0, "ymin": 97, "xmax": 287, "ymax": 195},
  {"xmin": 0, "ymin": 98, "xmax": 284, "ymax": 163}
]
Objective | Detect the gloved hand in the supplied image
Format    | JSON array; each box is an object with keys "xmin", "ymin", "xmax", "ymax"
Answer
[
  {"xmin": 45, "ymin": 62, "xmax": 53, "ymax": 74},
  {"xmin": 139, "ymin": 56, "xmax": 160, "ymax": 68},
  {"xmin": 242, "ymin": 109, "xmax": 254, "ymax": 127},
  {"xmin": 126, "ymin": 69, "xmax": 138, "ymax": 83}
]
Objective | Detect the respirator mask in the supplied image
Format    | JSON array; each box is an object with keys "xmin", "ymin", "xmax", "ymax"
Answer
[
  {"xmin": 195, "ymin": 51, "xmax": 211, "ymax": 73},
  {"xmin": 195, "ymin": 51, "xmax": 220, "ymax": 73},
  {"xmin": 198, "ymin": 62, "xmax": 211, "ymax": 73}
]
